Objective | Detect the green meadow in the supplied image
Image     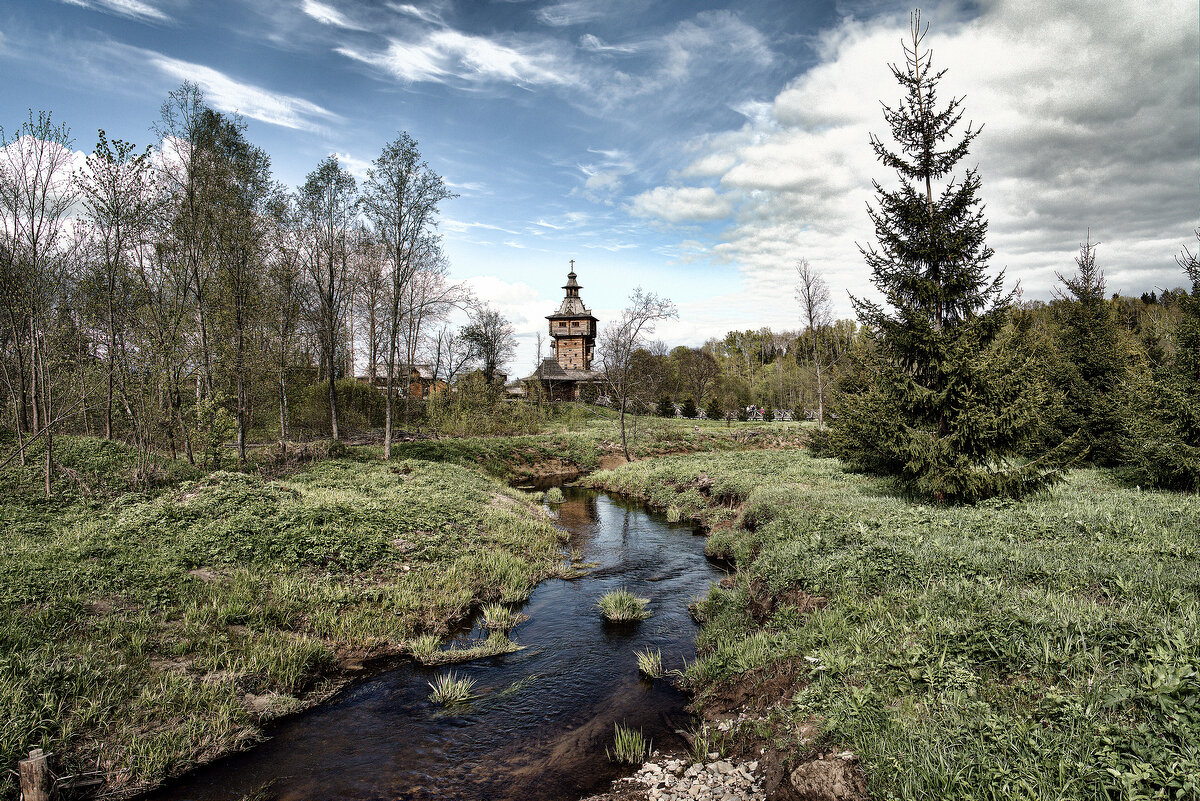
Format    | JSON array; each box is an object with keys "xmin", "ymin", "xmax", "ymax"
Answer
[{"xmin": 584, "ymin": 449, "xmax": 1200, "ymax": 800}]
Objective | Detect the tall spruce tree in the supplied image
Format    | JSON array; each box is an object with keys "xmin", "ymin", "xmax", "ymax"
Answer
[
  {"xmin": 826, "ymin": 11, "xmax": 1070, "ymax": 502},
  {"xmin": 1050, "ymin": 236, "xmax": 1125, "ymax": 466},
  {"xmin": 1125, "ymin": 233, "xmax": 1200, "ymax": 491}
]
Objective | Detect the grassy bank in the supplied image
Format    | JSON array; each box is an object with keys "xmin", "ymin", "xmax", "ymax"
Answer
[
  {"xmin": 0, "ymin": 437, "xmax": 567, "ymax": 797},
  {"xmin": 583, "ymin": 450, "xmax": 1200, "ymax": 799},
  {"xmin": 388, "ymin": 412, "xmax": 809, "ymax": 483}
]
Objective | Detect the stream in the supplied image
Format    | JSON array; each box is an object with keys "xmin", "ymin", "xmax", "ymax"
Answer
[{"xmin": 146, "ymin": 487, "xmax": 727, "ymax": 801}]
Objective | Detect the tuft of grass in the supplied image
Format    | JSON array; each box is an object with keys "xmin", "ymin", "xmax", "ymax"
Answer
[
  {"xmin": 545, "ymin": 487, "xmax": 565, "ymax": 504},
  {"xmin": 480, "ymin": 602, "xmax": 527, "ymax": 632},
  {"xmin": 408, "ymin": 633, "xmax": 442, "ymax": 662},
  {"xmin": 665, "ymin": 505, "xmax": 682, "ymax": 522},
  {"xmin": 634, "ymin": 647, "xmax": 664, "ymax": 678},
  {"xmin": 686, "ymin": 723, "xmax": 729, "ymax": 765},
  {"xmin": 419, "ymin": 631, "xmax": 524, "ymax": 665},
  {"xmin": 598, "ymin": 588, "xmax": 651, "ymax": 622},
  {"xmin": 427, "ymin": 671, "xmax": 477, "ymax": 705},
  {"xmin": 607, "ymin": 722, "xmax": 650, "ymax": 764}
]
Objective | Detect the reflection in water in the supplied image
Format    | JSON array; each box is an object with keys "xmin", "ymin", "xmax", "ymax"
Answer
[{"xmin": 144, "ymin": 488, "xmax": 724, "ymax": 801}]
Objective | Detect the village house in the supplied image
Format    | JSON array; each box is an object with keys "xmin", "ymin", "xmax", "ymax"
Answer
[{"xmin": 359, "ymin": 363, "xmax": 448, "ymax": 398}]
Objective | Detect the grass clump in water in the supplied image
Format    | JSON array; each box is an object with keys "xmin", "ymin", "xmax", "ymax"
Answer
[
  {"xmin": 408, "ymin": 633, "xmax": 442, "ymax": 662},
  {"xmin": 607, "ymin": 722, "xmax": 650, "ymax": 764},
  {"xmin": 481, "ymin": 603, "xmax": 527, "ymax": 632},
  {"xmin": 598, "ymin": 588, "xmax": 651, "ymax": 622},
  {"xmin": 427, "ymin": 671, "xmax": 477, "ymax": 705},
  {"xmin": 545, "ymin": 487, "xmax": 565, "ymax": 504},
  {"xmin": 634, "ymin": 647, "xmax": 664, "ymax": 678}
]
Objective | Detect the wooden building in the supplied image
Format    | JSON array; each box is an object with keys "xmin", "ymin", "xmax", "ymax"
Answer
[
  {"xmin": 527, "ymin": 261, "xmax": 604, "ymax": 401},
  {"xmin": 360, "ymin": 363, "xmax": 448, "ymax": 398}
]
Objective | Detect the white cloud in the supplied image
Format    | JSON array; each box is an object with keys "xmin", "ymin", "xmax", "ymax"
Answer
[
  {"xmin": 337, "ymin": 28, "xmax": 577, "ymax": 88},
  {"xmin": 579, "ymin": 33, "xmax": 639, "ymax": 55},
  {"xmin": 629, "ymin": 186, "xmax": 733, "ymax": 223},
  {"xmin": 443, "ymin": 219, "xmax": 521, "ymax": 235},
  {"xmin": 145, "ymin": 53, "xmax": 341, "ymax": 131},
  {"xmin": 301, "ymin": 0, "xmax": 366, "ymax": 30},
  {"xmin": 335, "ymin": 151, "xmax": 371, "ymax": 179},
  {"xmin": 387, "ymin": 2, "xmax": 443, "ymax": 24},
  {"xmin": 537, "ymin": 1, "xmax": 606, "ymax": 27},
  {"xmin": 629, "ymin": 0, "xmax": 1200, "ymax": 323},
  {"xmin": 57, "ymin": 0, "xmax": 171, "ymax": 23}
]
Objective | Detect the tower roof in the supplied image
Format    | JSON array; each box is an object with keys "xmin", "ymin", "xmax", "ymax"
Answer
[{"xmin": 548, "ymin": 260, "xmax": 596, "ymax": 319}]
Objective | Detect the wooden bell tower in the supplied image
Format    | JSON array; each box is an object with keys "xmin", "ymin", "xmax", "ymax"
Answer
[{"xmin": 546, "ymin": 260, "xmax": 598, "ymax": 370}]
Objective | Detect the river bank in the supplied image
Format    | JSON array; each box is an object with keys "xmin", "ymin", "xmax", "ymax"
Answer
[
  {"xmin": 582, "ymin": 449, "xmax": 1200, "ymax": 799},
  {"xmin": 1, "ymin": 420, "xmax": 806, "ymax": 799}
]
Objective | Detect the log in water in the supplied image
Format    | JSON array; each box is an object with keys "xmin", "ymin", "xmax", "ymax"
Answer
[{"xmin": 145, "ymin": 488, "xmax": 725, "ymax": 801}]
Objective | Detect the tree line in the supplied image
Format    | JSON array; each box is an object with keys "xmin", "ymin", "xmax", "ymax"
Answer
[{"xmin": 0, "ymin": 82, "xmax": 522, "ymax": 492}]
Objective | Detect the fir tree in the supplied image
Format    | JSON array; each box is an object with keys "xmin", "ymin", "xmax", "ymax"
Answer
[
  {"xmin": 705, "ymin": 395, "xmax": 724, "ymax": 422},
  {"xmin": 1050, "ymin": 236, "xmax": 1125, "ymax": 466},
  {"xmin": 657, "ymin": 395, "xmax": 675, "ymax": 417},
  {"xmin": 826, "ymin": 11, "xmax": 1071, "ymax": 502},
  {"xmin": 679, "ymin": 397, "xmax": 698, "ymax": 419},
  {"xmin": 1125, "ymin": 233, "xmax": 1200, "ymax": 491}
]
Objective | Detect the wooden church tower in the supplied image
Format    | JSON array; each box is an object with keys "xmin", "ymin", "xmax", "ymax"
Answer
[{"xmin": 547, "ymin": 260, "xmax": 597, "ymax": 370}]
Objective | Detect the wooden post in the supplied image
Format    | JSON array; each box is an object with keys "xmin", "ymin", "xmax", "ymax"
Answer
[{"xmin": 19, "ymin": 748, "xmax": 52, "ymax": 801}]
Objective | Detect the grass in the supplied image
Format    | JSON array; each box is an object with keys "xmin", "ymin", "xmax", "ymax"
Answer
[
  {"xmin": 385, "ymin": 413, "xmax": 809, "ymax": 484},
  {"xmin": 598, "ymin": 588, "xmax": 651, "ymax": 622},
  {"xmin": 607, "ymin": 722, "xmax": 650, "ymax": 764},
  {"xmin": 427, "ymin": 671, "xmax": 477, "ymax": 705},
  {"xmin": 634, "ymin": 647, "xmax": 664, "ymax": 678},
  {"xmin": 480, "ymin": 603, "xmax": 526, "ymax": 632},
  {"xmin": 544, "ymin": 487, "xmax": 565, "ymax": 504},
  {"xmin": 586, "ymin": 448, "xmax": 1200, "ymax": 800},
  {"xmin": 0, "ymin": 435, "xmax": 567, "ymax": 798}
]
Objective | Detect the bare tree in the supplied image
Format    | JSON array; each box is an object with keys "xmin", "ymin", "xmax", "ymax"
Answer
[
  {"xmin": 363, "ymin": 132, "xmax": 455, "ymax": 458},
  {"xmin": 430, "ymin": 324, "xmax": 473, "ymax": 387},
  {"xmin": 264, "ymin": 187, "xmax": 306, "ymax": 454},
  {"xmin": 461, "ymin": 302, "xmax": 517, "ymax": 384},
  {"xmin": 795, "ymin": 258, "xmax": 832, "ymax": 428},
  {"xmin": 600, "ymin": 288, "xmax": 677, "ymax": 460},
  {"xmin": 79, "ymin": 130, "xmax": 156, "ymax": 441},
  {"xmin": 0, "ymin": 111, "xmax": 79, "ymax": 493},
  {"xmin": 398, "ymin": 245, "xmax": 468, "ymax": 424},
  {"xmin": 299, "ymin": 155, "xmax": 356, "ymax": 441}
]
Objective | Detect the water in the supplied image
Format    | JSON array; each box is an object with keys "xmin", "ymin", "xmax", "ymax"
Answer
[{"xmin": 146, "ymin": 488, "xmax": 726, "ymax": 801}]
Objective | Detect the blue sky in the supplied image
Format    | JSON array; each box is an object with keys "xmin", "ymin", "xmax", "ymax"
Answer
[{"xmin": 3, "ymin": 0, "xmax": 1197, "ymax": 372}]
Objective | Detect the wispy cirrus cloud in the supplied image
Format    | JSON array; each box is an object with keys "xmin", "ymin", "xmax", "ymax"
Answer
[
  {"xmin": 337, "ymin": 28, "xmax": 578, "ymax": 88},
  {"xmin": 56, "ymin": 0, "xmax": 172, "ymax": 23},
  {"xmin": 145, "ymin": 51, "xmax": 341, "ymax": 131},
  {"xmin": 301, "ymin": 0, "xmax": 366, "ymax": 30},
  {"xmin": 536, "ymin": 0, "xmax": 606, "ymax": 27}
]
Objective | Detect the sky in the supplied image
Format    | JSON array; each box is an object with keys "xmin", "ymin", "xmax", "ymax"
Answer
[{"xmin": 2, "ymin": 0, "xmax": 1197, "ymax": 374}]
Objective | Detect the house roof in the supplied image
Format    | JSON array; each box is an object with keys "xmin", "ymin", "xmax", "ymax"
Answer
[{"xmin": 528, "ymin": 357, "xmax": 603, "ymax": 383}]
